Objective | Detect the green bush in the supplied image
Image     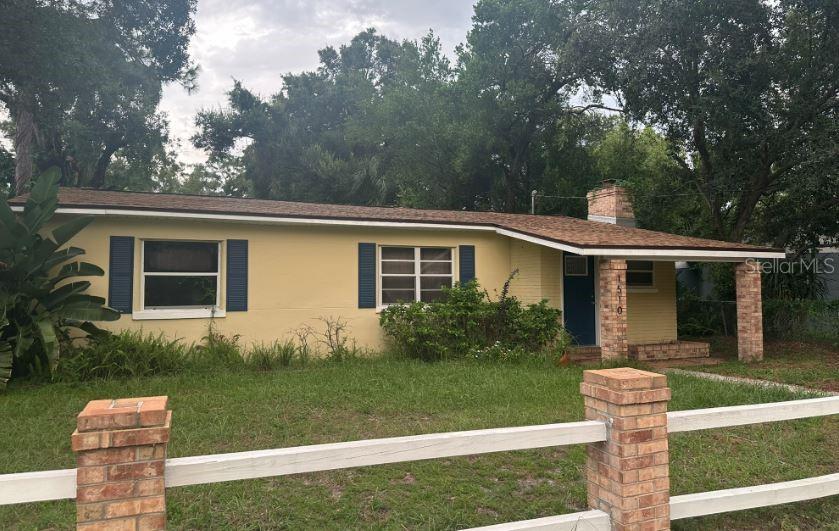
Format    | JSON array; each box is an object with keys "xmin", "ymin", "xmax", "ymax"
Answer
[
  {"xmin": 379, "ymin": 275, "xmax": 566, "ymax": 361},
  {"xmin": 55, "ymin": 331, "xmax": 191, "ymax": 382},
  {"xmin": 763, "ymin": 299, "xmax": 839, "ymax": 343},
  {"xmin": 678, "ymin": 292, "xmax": 839, "ymax": 345}
]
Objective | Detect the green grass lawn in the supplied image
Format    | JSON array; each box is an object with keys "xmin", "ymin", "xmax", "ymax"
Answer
[
  {"xmin": 1, "ymin": 359, "xmax": 837, "ymax": 530},
  {"xmin": 683, "ymin": 337, "xmax": 839, "ymax": 392}
]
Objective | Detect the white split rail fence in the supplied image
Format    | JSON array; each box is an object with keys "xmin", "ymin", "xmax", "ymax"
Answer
[{"xmin": 1, "ymin": 395, "xmax": 838, "ymax": 528}]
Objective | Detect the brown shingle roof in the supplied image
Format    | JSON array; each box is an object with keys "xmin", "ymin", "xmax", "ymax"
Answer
[{"xmin": 11, "ymin": 188, "xmax": 779, "ymax": 253}]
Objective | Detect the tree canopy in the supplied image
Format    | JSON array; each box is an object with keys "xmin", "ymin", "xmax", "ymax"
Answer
[
  {"xmin": 583, "ymin": 0, "xmax": 839, "ymax": 245},
  {"xmin": 0, "ymin": 0, "xmax": 196, "ymax": 194}
]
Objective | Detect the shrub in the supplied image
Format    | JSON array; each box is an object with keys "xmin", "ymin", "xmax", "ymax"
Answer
[
  {"xmin": 379, "ymin": 274, "xmax": 565, "ymax": 361},
  {"xmin": 55, "ymin": 331, "xmax": 190, "ymax": 382},
  {"xmin": 315, "ymin": 316, "xmax": 360, "ymax": 361},
  {"xmin": 293, "ymin": 326, "xmax": 313, "ymax": 365},
  {"xmin": 763, "ymin": 299, "xmax": 839, "ymax": 343},
  {"xmin": 247, "ymin": 340, "xmax": 296, "ymax": 371}
]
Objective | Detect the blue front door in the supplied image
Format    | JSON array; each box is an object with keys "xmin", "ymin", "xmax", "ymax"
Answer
[{"xmin": 563, "ymin": 255, "xmax": 597, "ymax": 345}]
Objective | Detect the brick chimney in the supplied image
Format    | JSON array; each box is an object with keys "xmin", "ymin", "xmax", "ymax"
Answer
[{"xmin": 586, "ymin": 180, "xmax": 636, "ymax": 227}]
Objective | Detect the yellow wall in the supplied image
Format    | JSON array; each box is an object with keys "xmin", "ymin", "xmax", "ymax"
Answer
[
  {"xmin": 60, "ymin": 214, "xmax": 678, "ymax": 351},
  {"xmin": 64, "ymin": 216, "xmax": 512, "ymax": 351},
  {"xmin": 507, "ymin": 240, "xmax": 563, "ymax": 308},
  {"xmin": 626, "ymin": 261, "xmax": 678, "ymax": 343}
]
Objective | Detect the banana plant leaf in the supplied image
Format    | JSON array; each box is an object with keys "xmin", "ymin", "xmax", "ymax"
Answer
[
  {"xmin": 0, "ymin": 343, "xmax": 11, "ymax": 387},
  {"xmin": 55, "ymin": 300, "xmax": 121, "ymax": 322},
  {"xmin": 41, "ymin": 281, "xmax": 93, "ymax": 309},
  {"xmin": 35, "ymin": 318, "xmax": 59, "ymax": 369},
  {"xmin": 51, "ymin": 216, "xmax": 94, "ymax": 248},
  {"xmin": 35, "ymin": 247, "xmax": 86, "ymax": 274},
  {"xmin": 53, "ymin": 262, "xmax": 105, "ymax": 283},
  {"xmin": 0, "ymin": 311, "xmax": 11, "ymax": 388}
]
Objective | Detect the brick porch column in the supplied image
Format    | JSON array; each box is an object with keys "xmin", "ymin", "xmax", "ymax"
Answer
[
  {"xmin": 735, "ymin": 260, "xmax": 764, "ymax": 362},
  {"xmin": 72, "ymin": 396, "xmax": 171, "ymax": 531},
  {"xmin": 581, "ymin": 367, "xmax": 671, "ymax": 530},
  {"xmin": 599, "ymin": 259, "xmax": 629, "ymax": 360}
]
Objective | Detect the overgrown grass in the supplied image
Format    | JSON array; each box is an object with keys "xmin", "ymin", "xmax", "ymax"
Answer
[
  {"xmin": 54, "ymin": 328, "xmax": 311, "ymax": 382},
  {"xmin": 684, "ymin": 336, "xmax": 839, "ymax": 392},
  {"xmin": 1, "ymin": 359, "xmax": 836, "ymax": 529},
  {"xmin": 247, "ymin": 340, "xmax": 297, "ymax": 371}
]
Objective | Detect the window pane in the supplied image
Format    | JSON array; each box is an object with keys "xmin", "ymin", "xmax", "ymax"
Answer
[
  {"xmin": 627, "ymin": 272, "xmax": 654, "ymax": 287},
  {"xmin": 627, "ymin": 260, "xmax": 654, "ymax": 272},
  {"xmin": 381, "ymin": 247, "xmax": 414, "ymax": 260},
  {"xmin": 382, "ymin": 289, "xmax": 416, "ymax": 303},
  {"xmin": 382, "ymin": 261, "xmax": 415, "ymax": 274},
  {"xmin": 420, "ymin": 248, "xmax": 451, "ymax": 261},
  {"xmin": 420, "ymin": 261, "xmax": 452, "ymax": 274},
  {"xmin": 144, "ymin": 276, "xmax": 217, "ymax": 307},
  {"xmin": 144, "ymin": 241, "xmax": 218, "ymax": 273},
  {"xmin": 420, "ymin": 290, "xmax": 447, "ymax": 302},
  {"xmin": 420, "ymin": 277, "xmax": 452, "ymax": 290},
  {"xmin": 564, "ymin": 256, "xmax": 588, "ymax": 276},
  {"xmin": 382, "ymin": 276, "xmax": 415, "ymax": 289}
]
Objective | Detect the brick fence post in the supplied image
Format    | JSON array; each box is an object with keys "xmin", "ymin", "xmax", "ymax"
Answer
[
  {"xmin": 580, "ymin": 368, "xmax": 671, "ymax": 530},
  {"xmin": 72, "ymin": 396, "xmax": 171, "ymax": 531},
  {"xmin": 735, "ymin": 260, "xmax": 764, "ymax": 362},
  {"xmin": 599, "ymin": 259, "xmax": 629, "ymax": 360}
]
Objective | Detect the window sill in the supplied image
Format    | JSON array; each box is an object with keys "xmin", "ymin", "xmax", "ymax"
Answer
[
  {"xmin": 132, "ymin": 308, "xmax": 226, "ymax": 321},
  {"xmin": 627, "ymin": 287, "xmax": 658, "ymax": 294}
]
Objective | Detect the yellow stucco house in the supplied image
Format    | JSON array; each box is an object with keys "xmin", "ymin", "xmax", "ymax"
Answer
[{"xmin": 11, "ymin": 183, "xmax": 783, "ymax": 362}]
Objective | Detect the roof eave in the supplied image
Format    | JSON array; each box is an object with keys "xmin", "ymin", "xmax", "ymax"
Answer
[{"xmin": 13, "ymin": 205, "xmax": 785, "ymax": 261}]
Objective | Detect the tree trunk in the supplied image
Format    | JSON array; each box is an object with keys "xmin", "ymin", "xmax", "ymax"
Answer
[
  {"xmin": 90, "ymin": 142, "xmax": 121, "ymax": 188},
  {"xmin": 14, "ymin": 101, "xmax": 37, "ymax": 195}
]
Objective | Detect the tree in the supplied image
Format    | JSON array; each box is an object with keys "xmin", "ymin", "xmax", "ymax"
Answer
[
  {"xmin": 455, "ymin": 0, "xmax": 594, "ymax": 211},
  {"xmin": 0, "ymin": 0, "xmax": 196, "ymax": 194},
  {"xmin": 584, "ymin": 0, "xmax": 839, "ymax": 244},
  {"xmin": 194, "ymin": 30, "xmax": 443, "ymax": 205}
]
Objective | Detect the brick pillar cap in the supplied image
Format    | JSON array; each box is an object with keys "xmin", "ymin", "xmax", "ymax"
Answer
[
  {"xmin": 583, "ymin": 367, "xmax": 667, "ymax": 390},
  {"xmin": 77, "ymin": 396, "xmax": 169, "ymax": 432}
]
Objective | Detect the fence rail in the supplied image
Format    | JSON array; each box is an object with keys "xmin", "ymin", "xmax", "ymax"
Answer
[
  {"xmin": 165, "ymin": 420, "xmax": 607, "ymax": 487},
  {"xmin": 670, "ymin": 473, "xmax": 839, "ymax": 520},
  {"xmin": 666, "ymin": 395, "xmax": 839, "ymax": 433},
  {"xmin": 1, "ymin": 383, "xmax": 837, "ymax": 531}
]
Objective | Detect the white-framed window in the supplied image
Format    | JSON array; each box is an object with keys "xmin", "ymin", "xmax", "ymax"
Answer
[
  {"xmin": 140, "ymin": 240, "xmax": 222, "ymax": 315},
  {"xmin": 564, "ymin": 255, "xmax": 588, "ymax": 276},
  {"xmin": 379, "ymin": 246, "xmax": 454, "ymax": 304},
  {"xmin": 627, "ymin": 260, "xmax": 655, "ymax": 287}
]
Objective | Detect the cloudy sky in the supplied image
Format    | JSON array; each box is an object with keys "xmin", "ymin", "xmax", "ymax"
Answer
[{"xmin": 161, "ymin": 0, "xmax": 477, "ymax": 165}]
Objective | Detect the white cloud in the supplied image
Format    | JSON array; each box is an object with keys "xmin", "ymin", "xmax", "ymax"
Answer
[{"xmin": 160, "ymin": 0, "xmax": 476, "ymax": 165}]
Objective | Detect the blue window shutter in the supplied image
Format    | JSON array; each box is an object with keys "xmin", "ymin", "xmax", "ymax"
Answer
[
  {"xmin": 459, "ymin": 245, "xmax": 476, "ymax": 284},
  {"xmin": 108, "ymin": 236, "xmax": 134, "ymax": 313},
  {"xmin": 226, "ymin": 240, "xmax": 248, "ymax": 311},
  {"xmin": 358, "ymin": 243, "xmax": 376, "ymax": 308}
]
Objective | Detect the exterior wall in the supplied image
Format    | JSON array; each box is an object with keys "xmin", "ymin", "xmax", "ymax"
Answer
[
  {"xmin": 540, "ymin": 247, "xmax": 563, "ymax": 308},
  {"xmin": 60, "ymin": 214, "xmax": 680, "ymax": 352},
  {"xmin": 507, "ymin": 240, "xmax": 562, "ymax": 308},
  {"xmin": 64, "ymin": 215, "xmax": 512, "ymax": 351},
  {"xmin": 627, "ymin": 261, "xmax": 678, "ymax": 344}
]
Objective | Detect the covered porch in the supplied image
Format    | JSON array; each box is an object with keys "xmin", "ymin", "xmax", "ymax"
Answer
[{"xmin": 564, "ymin": 257, "xmax": 765, "ymax": 363}]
